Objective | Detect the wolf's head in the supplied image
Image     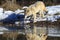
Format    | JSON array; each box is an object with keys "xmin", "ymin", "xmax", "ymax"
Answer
[{"xmin": 25, "ymin": 8, "xmax": 32, "ymax": 19}]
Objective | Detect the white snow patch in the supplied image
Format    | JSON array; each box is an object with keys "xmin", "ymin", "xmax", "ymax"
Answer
[
  {"xmin": 0, "ymin": 8, "xmax": 3, "ymax": 13},
  {"xmin": 0, "ymin": 27, "xmax": 8, "ymax": 34},
  {"xmin": 15, "ymin": 21, "xmax": 20, "ymax": 25},
  {"xmin": 18, "ymin": 13, "xmax": 24, "ymax": 15},
  {"xmin": 24, "ymin": 21, "xmax": 30, "ymax": 23},
  {"xmin": 0, "ymin": 13, "xmax": 8, "ymax": 20},
  {"xmin": 22, "ymin": 6, "xmax": 28, "ymax": 9},
  {"xmin": 0, "ymin": 27, "xmax": 8, "ymax": 31},
  {"xmin": 4, "ymin": 11, "xmax": 14, "ymax": 15},
  {"xmin": 15, "ymin": 9, "xmax": 24, "ymax": 14},
  {"xmin": 0, "ymin": 32, "xmax": 4, "ymax": 34},
  {"xmin": 47, "ymin": 16, "xmax": 57, "ymax": 22},
  {"xmin": 47, "ymin": 5, "xmax": 60, "ymax": 15}
]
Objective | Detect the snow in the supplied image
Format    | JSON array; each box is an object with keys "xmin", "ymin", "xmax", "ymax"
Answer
[
  {"xmin": 15, "ymin": 9, "xmax": 24, "ymax": 14},
  {"xmin": 0, "ymin": 32, "xmax": 4, "ymax": 34},
  {"xmin": 4, "ymin": 11, "xmax": 14, "ymax": 15},
  {"xmin": 0, "ymin": 12, "xmax": 8, "ymax": 20},
  {"xmin": 18, "ymin": 13, "xmax": 24, "ymax": 15},
  {"xmin": 54, "ymin": 15, "xmax": 60, "ymax": 19},
  {"xmin": 0, "ymin": 27, "xmax": 8, "ymax": 31},
  {"xmin": 0, "ymin": 10, "xmax": 14, "ymax": 20},
  {"xmin": 45, "ymin": 5, "xmax": 60, "ymax": 22},
  {"xmin": 15, "ymin": 21, "xmax": 20, "ymax": 25},
  {"xmin": 0, "ymin": 8, "xmax": 3, "ymax": 13},
  {"xmin": 22, "ymin": 6, "xmax": 28, "ymax": 9},
  {"xmin": 0, "ymin": 14, "xmax": 8, "ymax": 20},
  {"xmin": 24, "ymin": 21, "xmax": 30, "ymax": 23},
  {"xmin": 0, "ymin": 27, "xmax": 8, "ymax": 34},
  {"xmin": 47, "ymin": 16, "xmax": 57, "ymax": 22},
  {"xmin": 37, "ymin": 18, "xmax": 47, "ymax": 21},
  {"xmin": 47, "ymin": 5, "xmax": 60, "ymax": 15},
  {"xmin": 0, "ymin": 5, "xmax": 60, "ymax": 23}
]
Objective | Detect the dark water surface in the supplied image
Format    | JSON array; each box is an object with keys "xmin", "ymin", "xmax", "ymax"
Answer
[{"xmin": 0, "ymin": 23, "xmax": 60, "ymax": 40}]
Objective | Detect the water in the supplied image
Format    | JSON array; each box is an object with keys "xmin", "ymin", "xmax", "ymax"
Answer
[
  {"xmin": 0, "ymin": 24, "xmax": 60, "ymax": 40},
  {"xmin": 0, "ymin": 24, "xmax": 60, "ymax": 35}
]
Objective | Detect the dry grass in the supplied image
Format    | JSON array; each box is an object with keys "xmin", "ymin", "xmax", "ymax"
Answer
[
  {"xmin": 2, "ymin": 32, "xmax": 18, "ymax": 40},
  {"xmin": 1, "ymin": 1, "xmax": 22, "ymax": 11}
]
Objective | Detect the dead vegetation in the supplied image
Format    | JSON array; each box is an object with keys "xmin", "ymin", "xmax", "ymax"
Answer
[
  {"xmin": 2, "ymin": 32, "xmax": 27, "ymax": 40},
  {"xmin": 1, "ymin": 1, "xmax": 22, "ymax": 11},
  {"xmin": 2, "ymin": 32, "xmax": 18, "ymax": 40}
]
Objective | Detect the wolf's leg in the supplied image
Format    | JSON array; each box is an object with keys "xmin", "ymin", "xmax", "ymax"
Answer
[
  {"xmin": 39, "ymin": 10, "xmax": 44, "ymax": 18},
  {"xmin": 33, "ymin": 13, "xmax": 36, "ymax": 23},
  {"xmin": 39, "ymin": 10, "xmax": 42, "ymax": 18}
]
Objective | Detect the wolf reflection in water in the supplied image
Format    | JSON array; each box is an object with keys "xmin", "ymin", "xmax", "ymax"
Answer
[{"xmin": 0, "ymin": 24, "xmax": 60, "ymax": 40}]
